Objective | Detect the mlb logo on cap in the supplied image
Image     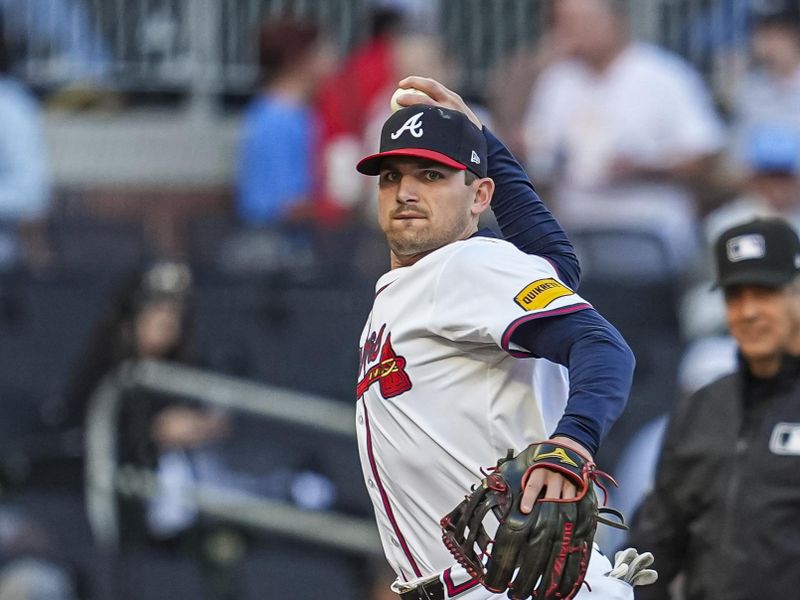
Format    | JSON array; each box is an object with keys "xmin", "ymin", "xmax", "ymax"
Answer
[
  {"xmin": 356, "ymin": 104, "xmax": 488, "ymax": 178},
  {"xmin": 726, "ymin": 234, "xmax": 766, "ymax": 262}
]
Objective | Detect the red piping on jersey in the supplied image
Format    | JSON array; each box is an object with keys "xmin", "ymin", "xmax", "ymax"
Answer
[
  {"xmin": 443, "ymin": 568, "xmax": 480, "ymax": 597},
  {"xmin": 500, "ymin": 303, "xmax": 592, "ymax": 358},
  {"xmin": 362, "ymin": 401, "xmax": 423, "ymax": 578}
]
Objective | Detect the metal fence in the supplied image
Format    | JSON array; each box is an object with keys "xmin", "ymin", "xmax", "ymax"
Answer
[
  {"xmin": 3, "ymin": 0, "xmax": 754, "ymax": 100},
  {"xmin": 4, "ymin": 0, "xmax": 372, "ymax": 93},
  {"xmin": 85, "ymin": 359, "xmax": 380, "ymax": 554}
]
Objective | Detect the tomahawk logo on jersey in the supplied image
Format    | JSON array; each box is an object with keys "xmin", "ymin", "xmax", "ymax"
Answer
[{"xmin": 357, "ymin": 327, "xmax": 412, "ymax": 400}]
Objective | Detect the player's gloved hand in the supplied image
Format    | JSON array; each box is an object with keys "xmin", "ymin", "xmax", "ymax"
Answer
[
  {"xmin": 441, "ymin": 441, "xmax": 626, "ymax": 600},
  {"xmin": 608, "ymin": 547, "xmax": 658, "ymax": 586}
]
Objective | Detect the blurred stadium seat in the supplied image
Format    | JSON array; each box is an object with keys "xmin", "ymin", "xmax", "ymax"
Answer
[{"xmin": 571, "ymin": 228, "xmax": 683, "ymax": 471}]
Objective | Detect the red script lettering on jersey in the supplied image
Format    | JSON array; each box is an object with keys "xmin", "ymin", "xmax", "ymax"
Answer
[{"xmin": 359, "ymin": 324, "xmax": 385, "ymax": 376}]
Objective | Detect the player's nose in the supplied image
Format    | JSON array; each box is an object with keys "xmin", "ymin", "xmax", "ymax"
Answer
[{"xmin": 396, "ymin": 174, "xmax": 420, "ymax": 204}]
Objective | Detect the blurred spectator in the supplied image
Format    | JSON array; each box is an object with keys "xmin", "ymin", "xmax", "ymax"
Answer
[
  {"xmin": 628, "ymin": 216, "xmax": 800, "ymax": 600},
  {"xmin": 228, "ymin": 17, "xmax": 333, "ymax": 269},
  {"xmin": 61, "ymin": 262, "xmax": 194, "ymax": 429},
  {"xmin": 60, "ymin": 261, "xmax": 230, "ymax": 541},
  {"xmin": 0, "ymin": 0, "xmax": 111, "ymax": 89},
  {"xmin": 729, "ymin": 0, "xmax": 800, "ymax": 170},
  {"xmin": 522, "ymin": 0, "xmax": 725, "ymax": 273},
  {"xmin": 316, "ymin": 2, "xmax": 450, "ymax": 226},
  {"xmin": 235, "ymin": 17, "xmax": 334, "ymax": 229},
  {"xmin": 316, "ymin": 6, "xmax": 405, "ymax": 226},
  {"xmin": 708, "ymin": 124, "xmax": 800, "ymax": 241},
  {"xmin": 0, "ymin": 10, "xmax": 52, "ymax": 271},
  {"xmin": 229, "ymin": 18, "xmax": 336, "ymax": 274}
]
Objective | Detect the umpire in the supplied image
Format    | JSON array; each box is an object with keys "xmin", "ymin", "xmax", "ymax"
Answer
[{"xmin": 628, "ymin": 217, "xmax": 800, "ymax": 600}]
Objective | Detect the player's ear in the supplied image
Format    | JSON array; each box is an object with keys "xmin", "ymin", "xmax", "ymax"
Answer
[{"xmin": 470, "ymin": 177, "xmax": 494, "ymax": 217}]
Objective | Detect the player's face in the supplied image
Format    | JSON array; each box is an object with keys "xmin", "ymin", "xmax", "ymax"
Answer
[
  {"xmin": 724, "ymin": 283, "xmax": 800, "ymax": 374},
  {"xmin": 376, "ymin": 158, "xmax": 490, "ymax": 265}
]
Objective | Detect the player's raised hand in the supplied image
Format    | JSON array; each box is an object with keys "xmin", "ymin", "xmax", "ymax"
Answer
[
  {"xmin": 520, "ymin": 436, "xmax": 592, "ymax": 513},
  {"xmin": 394, "ymin": 75, "xmax": 484, "ymax": 130}
]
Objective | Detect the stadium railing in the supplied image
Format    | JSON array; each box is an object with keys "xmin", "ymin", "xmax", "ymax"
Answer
[{"xmin": 84, "ymin": 358, "xmax": 381, "ymax": 556}]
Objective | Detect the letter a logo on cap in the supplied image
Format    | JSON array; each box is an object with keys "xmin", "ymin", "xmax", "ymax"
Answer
[{"xmin": 390, "ymin": 112, "xmax": 424, "ymax": 140}]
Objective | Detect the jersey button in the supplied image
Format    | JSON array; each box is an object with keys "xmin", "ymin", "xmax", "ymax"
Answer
[
  {"xmin": 358, "ymin": 415, "xmax": 364, "ymax": 425},
  {"xmin": 368, "ymin": 479, "xmax": 376, "ymax": 489},
  {"xmin": 391, "ymin": 537, "xmax": 400, "ymax": 548}
]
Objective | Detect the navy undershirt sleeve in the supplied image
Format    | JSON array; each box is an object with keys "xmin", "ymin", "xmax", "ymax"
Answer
[
  {"xmin": 484, "ymin": 127, "xmax": 581, "ymax": 290},
  {"xmin": 509, "ymin": 308, "xmax": 635, "ymax": 456}
]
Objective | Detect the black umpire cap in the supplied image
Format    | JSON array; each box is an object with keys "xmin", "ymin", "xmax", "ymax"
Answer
[
  {"xmin": 357, "ymin": 104, "xmax": 488, "ymax": 178},
  {"xmin": 714, "ymin": 217, "xmax": 800, "ymax": 288}
]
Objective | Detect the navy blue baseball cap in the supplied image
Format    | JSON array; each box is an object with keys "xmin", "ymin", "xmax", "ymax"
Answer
[{"xmin": 357, "ymin": 104, "xmax": 488, "ymax": 178}]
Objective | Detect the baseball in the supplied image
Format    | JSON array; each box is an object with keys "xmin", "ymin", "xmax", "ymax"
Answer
[{"xmin": 390, "ymin": 87, "xmax": 432, "ymax": 113}]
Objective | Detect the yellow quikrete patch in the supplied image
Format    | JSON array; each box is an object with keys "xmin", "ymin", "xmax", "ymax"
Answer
[{"xmin": 514, "ymin": 278, "xmax": 574, "ymax": 311}]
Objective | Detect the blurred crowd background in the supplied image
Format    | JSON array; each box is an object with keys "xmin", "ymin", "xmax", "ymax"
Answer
[{"xmin": 0, "ymin": 0, "xmax": 799, "ymax": 598}]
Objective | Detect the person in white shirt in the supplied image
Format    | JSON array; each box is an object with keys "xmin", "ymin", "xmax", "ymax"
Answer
[
  {"xmin": 523, "ymin": 0, "xmax": 725, "ymax": 272},
  {"xmin": 729, "ymin": 0, "xmax": 800, "ymax": 172},
  {"xmin": 0, "ymin": 83, "xmax": 50, "ymax": 228},
  {"xmin": 0, "ymin": 12, "xmax": 51, "ymax": 271}
]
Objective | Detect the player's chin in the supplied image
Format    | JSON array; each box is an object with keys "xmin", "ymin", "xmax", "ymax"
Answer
[
  {"xmin": 387, "ymin": 224, "xmax": 421, "ymax": 242},
  {"xmin": 387, "ymin": 233, "xmax": 437, "ymax": 257}
]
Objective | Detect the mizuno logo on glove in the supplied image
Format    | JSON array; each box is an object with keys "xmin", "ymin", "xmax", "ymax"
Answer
[{"xmin": 533, "ymin": 446, "xmax": 579, "ymax": 468}]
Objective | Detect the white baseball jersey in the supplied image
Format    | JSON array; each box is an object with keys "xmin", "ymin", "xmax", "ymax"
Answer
[{"xmin": 355, "ymin": 236, "xmax": 633, "ymax": 599}]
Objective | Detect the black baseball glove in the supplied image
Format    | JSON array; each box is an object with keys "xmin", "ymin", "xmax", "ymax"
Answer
[{"xmin": 441, "ymin": 441, "xmax": 625, "ymax": 600}]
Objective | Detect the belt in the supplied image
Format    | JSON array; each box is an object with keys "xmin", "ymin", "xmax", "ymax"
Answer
[{"xmin": 399, "ymin": 577, "xmax": 445, "ymax": 600}]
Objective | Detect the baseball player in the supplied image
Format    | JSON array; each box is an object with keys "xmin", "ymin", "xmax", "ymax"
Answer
[{"xmin": 354, "ymin": 77, "xmax": 648, "ymax": 600}]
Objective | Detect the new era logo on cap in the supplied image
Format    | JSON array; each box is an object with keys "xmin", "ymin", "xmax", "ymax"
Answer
[
  {"xmin": 726, "ymin": 234, "xmax": 766, "ymax": 262},
  {"xmin": 356, "ymin": 104, "xmax": 488, "ymax": 178}
]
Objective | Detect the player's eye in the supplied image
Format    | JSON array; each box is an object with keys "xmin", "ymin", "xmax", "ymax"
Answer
[
  {"xmin": 380, "ymin": 171, "xmax": 401, "ymax": 184},
  {"xmin": 422, "ymin": 170, "xmax": 443, "ymax": 182}
]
